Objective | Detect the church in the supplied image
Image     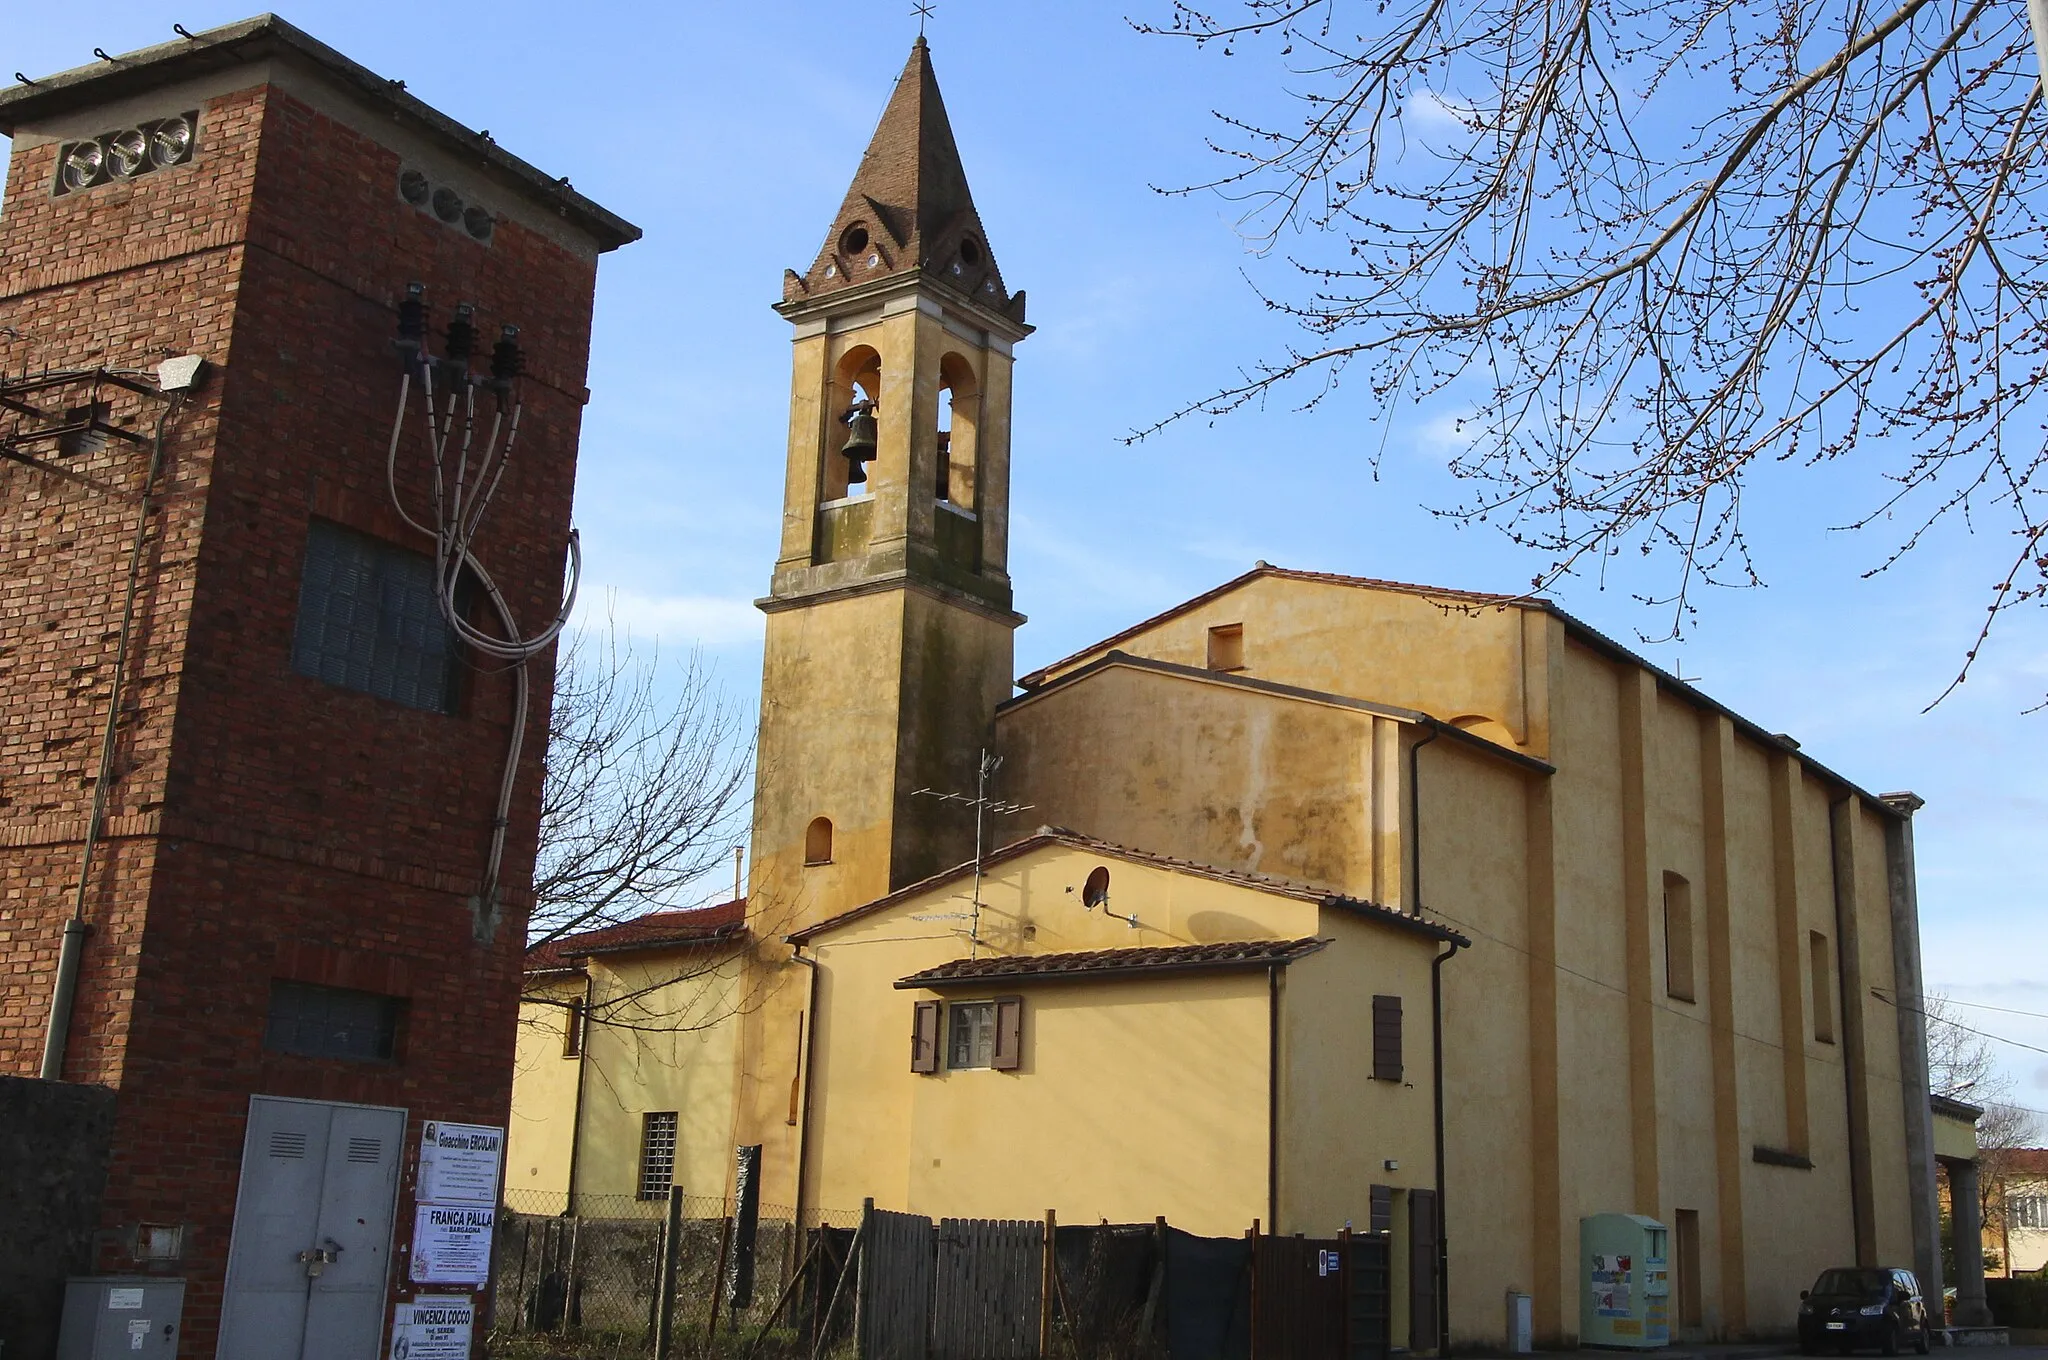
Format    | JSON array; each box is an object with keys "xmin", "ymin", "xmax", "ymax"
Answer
[{"xmin": 508, "ymin": 38, "xmax": 1949, "ymax": 1349}]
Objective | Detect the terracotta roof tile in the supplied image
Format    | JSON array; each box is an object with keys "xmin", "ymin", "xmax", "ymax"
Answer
[
  {"xmin": 525, "ymin": 899, "xmax": 745, "ymax": 974},
  {"xmin": 895, "ymin": 936, "xmax": 1330, "ymax": 988}
]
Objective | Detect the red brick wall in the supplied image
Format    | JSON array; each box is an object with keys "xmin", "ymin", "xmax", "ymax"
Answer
[{"xmin": 1, "ymin": 70, "xmax": 603, "ymax": 1357}]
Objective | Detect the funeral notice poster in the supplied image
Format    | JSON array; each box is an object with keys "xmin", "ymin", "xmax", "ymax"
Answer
[
  {"xmin": 389, "ymin": 1295, "xmax": 474, "ymax": 1360},
  {"xmin": 417, "ymin": 1121, "xmax": 504, "ymax": 1206},
  {"xmin": 410, "ymin": 1203, "xmax": 495, "ymax": 1285}
]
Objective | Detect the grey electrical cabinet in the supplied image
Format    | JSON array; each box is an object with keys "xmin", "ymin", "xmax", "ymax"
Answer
[{"xmin": 55, "ymin": 1277, "xmax": 184, "ymax": 1359}]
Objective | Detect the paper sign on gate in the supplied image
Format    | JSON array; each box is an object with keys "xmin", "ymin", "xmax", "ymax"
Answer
[
  {"xmin": 416, "ymin": 1122, "xmax": 504, "ymax": 1206},
  {"xmin": 410, "ymin": 1203, "xmax": 495, "ymax": 1285},
  {"xmin": 390, "ymin": 1295, "xmax": 474, "ymax": 1360}
]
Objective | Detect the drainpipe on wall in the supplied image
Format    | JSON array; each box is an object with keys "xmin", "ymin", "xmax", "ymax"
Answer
[
  {"xmin": 1268, "ymin": 963, "xmax": 1283, "ymax": 1230},
  {"xmin": 789, "ymin": 947, "xmax": 822, "ymax": 1234},
  {"xmin": 41, "ymin": 396, "xmax": 180, "ymax": 1081},
  {"xmin": 1410, "ymin": 722, "xmax": 1465, "ymax": 1354},
  {"xmin": 562, "ymin": 966, "xmax": 596, "ymax": 1215}
]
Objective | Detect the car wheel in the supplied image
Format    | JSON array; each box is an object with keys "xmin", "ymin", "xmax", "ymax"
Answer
[
  {"xmin": 1882, "ymin": 1320, "xmax": 1902, "ymax": 1356},
  {"xmin": 1914, "ymin": 1325, "xmax": 1930, "ymax": 1356}
]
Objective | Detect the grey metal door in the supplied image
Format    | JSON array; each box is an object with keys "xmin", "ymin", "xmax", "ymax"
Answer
[{"xmin": 216, "ymin": 1096, "xmax": 404, "ymax": 1360}]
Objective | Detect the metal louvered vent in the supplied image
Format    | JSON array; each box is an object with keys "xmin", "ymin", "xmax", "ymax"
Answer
[
  {"xmin": 397, "ymin": 165, "xmax": 495, "ymax": 244},
  {"xmin": 346, "ymin": 1137, "xmax": 383, "ymax": 1164},
  {"xmin": 54, "ymin": 112, "xmax": 198, "ymax": 196},
  {"xmin": 269, "ymin": 1131, "xmax": 309, "ymax": 1159}
]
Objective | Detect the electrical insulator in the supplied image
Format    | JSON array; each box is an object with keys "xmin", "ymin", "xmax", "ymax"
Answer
[
  {"xmin": 395, "ymin": 281, "xmax": 427, "ymax": 355},
  {"xmin": 490, "ymin": 325, "xmax": 523, "ymax": 386},
  {"xmin": 444, "ymin": 304, "xmax": 476, "ymax": 366}
]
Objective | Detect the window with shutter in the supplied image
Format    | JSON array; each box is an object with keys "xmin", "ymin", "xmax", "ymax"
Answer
[
  {"xmin": 992, "ymin": 995, "xmax": 1024, "ymax": 1070},
  {"xmin": 910, "ymin": 1000, "xmax": 940, "ymax": 1073},
  {"xmin": 1371, "ymin": 994, "xmax": 1403, "ymax": 1082}
]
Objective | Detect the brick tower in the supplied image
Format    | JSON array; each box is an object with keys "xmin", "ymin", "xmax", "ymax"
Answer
[{"xmin": 0, "ymin": 17, "xmax": 634, "ymax": 1357}]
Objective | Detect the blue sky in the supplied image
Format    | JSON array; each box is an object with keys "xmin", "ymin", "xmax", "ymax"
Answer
[{"xmin": 12, "ymin": 2, "xmax": 2044, "ymax": 1110}]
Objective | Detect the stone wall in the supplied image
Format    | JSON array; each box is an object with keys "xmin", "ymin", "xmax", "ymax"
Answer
[{"xmin": 0, "ymin": 1075, "xmax": 117, "ymax": 1360}]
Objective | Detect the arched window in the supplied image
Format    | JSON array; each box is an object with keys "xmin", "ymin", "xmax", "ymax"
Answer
[
  {"xmin": 804, "ymin": 817, "xmax": 834, "ymax": 866},
  {"xmin": 825, "ymin": 346, "xmax": 882, "ymax": 502},
  {"xmin": 935, "ymin": 352, "xmax": 979, "ymax": 508}
]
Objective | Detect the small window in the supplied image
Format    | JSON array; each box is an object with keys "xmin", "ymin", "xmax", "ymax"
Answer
[
  {"xmin": 562, "ymin": 998, "xmax": 585, "ymax": 1058},
  {"xmin": 2012, "ymin": 1195, "xmax": 2048, "ymax": 1230},
  {"xmin": 1371, "ymin": 994, "xmax": 1402, "ymax": 1081},
  {"xmin": 805, "ymin": 817, "xmax": 834, "ymax": 866},
  {"xmin": 949, "ymin": 1001, "xmax": 997, "ymax": 1069},
  {"xmin": 292, "ymin": 518, "xmax": 461, "ymax": 713},
  {"xmin": 1206, "ymin": 623, "xmax": 1245, "ymax": 672},
  {"xmin": 1810, "ymin": 930, "xmax": 1835, "ymax": 1043},
  {"xmin": 638, "ymin": 1111, "xmax": 679, "ymax": 1200},
  {"xmin": 264, "ymin": 980, "xmax": 402, "ymax": 1062},
  {"xmin": 1664, "ymin": 872, "xmax": 1696, "ymax": 1002}
]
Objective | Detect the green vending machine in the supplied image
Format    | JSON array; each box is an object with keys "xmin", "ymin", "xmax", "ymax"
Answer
[{"xmin": 1579, "ymin": 1214, "xmax": 1671, "ymax": 1349}]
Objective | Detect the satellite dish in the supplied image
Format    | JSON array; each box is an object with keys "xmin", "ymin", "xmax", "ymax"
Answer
[{"xmin": 1082, "ymin": 866, "xmax": 1110, "ymax": 909}]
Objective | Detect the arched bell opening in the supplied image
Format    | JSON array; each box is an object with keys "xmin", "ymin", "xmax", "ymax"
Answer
[
  {"xmin": 935, "ymin": 351, "xmax": 980, "ymax": 510},
  {"xmin": 825, "ymin": 345, "xmax": 882, "ymax": 502}
]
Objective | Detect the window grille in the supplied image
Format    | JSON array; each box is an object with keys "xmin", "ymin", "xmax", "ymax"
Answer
[
  {"xmin": 264, "ymin": 980, "xmax": 401, "ymax": 1062},
  {"xmin": 292, "ymin": 518, "xmax": 460, "ymax": 713},
  {"xmin": 948, "ymin": 1001, "xmax": 997, "ymax": 1069},
  {"xmin": 639, "ymin": 1111, "xmax": 679, "ymax": 1200}
]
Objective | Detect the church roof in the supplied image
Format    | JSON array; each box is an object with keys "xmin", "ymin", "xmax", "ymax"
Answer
[
  {"xmin": 894, "ymin": 936, "xmax": 1331, "ymax": 989},
  {"xmin": 786, "ymin": 827, "xmax": 1468, "ymax": 947},
  {"xmin": 779, "ymin": 38, "xmax": 1023, "ymax": 322}
]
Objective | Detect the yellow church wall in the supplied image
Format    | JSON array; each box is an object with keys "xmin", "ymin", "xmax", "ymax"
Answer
[
  {"xmin": 1410, "ymin": 736, "xmax": 1540, "ymax": 1339},
  {"xmin": 1849, "ymin": 800, "xmax": 1915, "ymax": 1267},
  {"xmin": 997, "ymin": 661, "xmax": 1401, "ymax": 902},
  {"xmin": 567, "ymin": 947, "xmax": 750, "ymax": 1208},
  {"xmin": 507, "ymin": 976, "xmax": 585, "ymax": 1207},
  {"xmin": 1276, "ymin": 912, "xmax": 1442, "ymax": 1236},
  {"xmin": 1026, "ymin": 574, "xmax": 1545, "ymax": 755},
  {"xmin": 798, "ymin": 840, "xmax": 1399, "ymax": 1233}
]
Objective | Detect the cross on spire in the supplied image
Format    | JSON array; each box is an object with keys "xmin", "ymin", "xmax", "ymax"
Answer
[{"xmin": 911, "ymin": 2, "xmax": 935, "ymax": 36}]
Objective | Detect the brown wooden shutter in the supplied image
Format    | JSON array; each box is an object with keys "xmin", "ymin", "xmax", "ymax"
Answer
[
  {"xmin": 1371, "ymin": 995, "xmax": 1403, "ymax": 1082},
  {"xmin": 911, "ymin": 1000, "xmax": 940, "ymax": 1073},
  {"xmin": 1369, "ymin": 1183, "xmax": 1393, "ymax": 1236},
  {"xmin": 992, "ymin": 995, "xmax": 1024, "ymax": 1070},
  {"xmin": 1408, "ymin": 1187, "xmax": 1440, "ymax": 1350}
]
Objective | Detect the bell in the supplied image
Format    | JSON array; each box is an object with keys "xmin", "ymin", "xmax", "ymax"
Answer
[{"xmin": 840, "ymin": 400, "xmax": 878, "ymax": 484}]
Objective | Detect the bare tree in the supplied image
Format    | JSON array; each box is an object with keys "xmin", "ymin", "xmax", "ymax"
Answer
[
  {"xmin": 1135, "ymin": 0, "xmax": 2048, "ymax": 696},
  {"xmin": 530, "ymin": 618, "xmax": 751, "ymax": 953}
]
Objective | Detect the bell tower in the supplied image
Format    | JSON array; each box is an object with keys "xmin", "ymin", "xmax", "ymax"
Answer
[{"xmin": 749, "ymin": 37, "xmax": 1030, "ymax": 937}]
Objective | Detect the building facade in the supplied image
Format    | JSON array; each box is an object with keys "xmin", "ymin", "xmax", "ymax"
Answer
[
  {"xmin": 505, "ymin": 33, "xmax": 1944, "ymax": 1352},
  {"xmin": 0, "ymin": 17, "xmax": 632, "ymax": 1357}
]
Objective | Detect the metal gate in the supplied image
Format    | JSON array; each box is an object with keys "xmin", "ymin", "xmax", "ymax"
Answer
[{"xmin": 215, "ymin": 1096, "xmax": 405, "ymax": 1360}]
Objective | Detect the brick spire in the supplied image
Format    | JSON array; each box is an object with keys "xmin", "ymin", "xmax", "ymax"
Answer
[{"xmin": 783, "ymin": 38, "xmax": 1022, "ymax": 320}]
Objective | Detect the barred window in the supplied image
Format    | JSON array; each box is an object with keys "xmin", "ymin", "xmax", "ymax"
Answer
[
  {"xmin": 264, "ymin": 980, "xmax": 401, "ymax": 1062},
  {"xmin": 292, "ymin": 518, "xmax": 460, "ymax": 713},
  {"xmin": 2012, "ymin": 1193, "xmax": 2048, "ymax": 1230},
  {"xmin": 638, "ymin": 1111, "xmax": 679, "ymax": 1200}
]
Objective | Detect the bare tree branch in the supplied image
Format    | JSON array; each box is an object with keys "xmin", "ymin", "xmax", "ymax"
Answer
[{"xmin": 1133, "ymin": 0, "xmax": 2048, "ymax": 693}]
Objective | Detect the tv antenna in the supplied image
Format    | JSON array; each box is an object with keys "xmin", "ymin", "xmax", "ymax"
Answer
[{"xmin": 912, "ymin": 749, "xmax": 1032, "ymax": 957}]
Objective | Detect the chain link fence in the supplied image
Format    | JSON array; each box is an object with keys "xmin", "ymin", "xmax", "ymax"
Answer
[{"xmin": 489, "ymin": 1189, "xmax": 862, "ymax": 1359}]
